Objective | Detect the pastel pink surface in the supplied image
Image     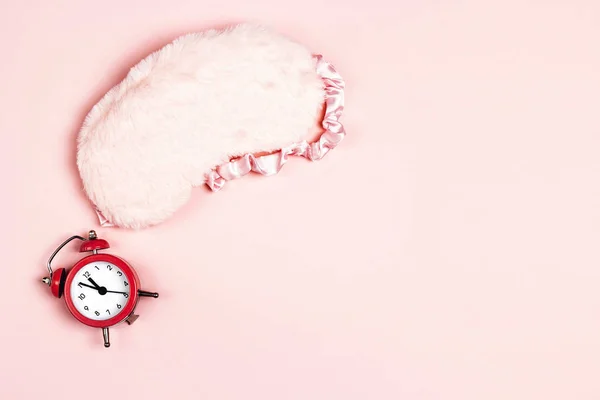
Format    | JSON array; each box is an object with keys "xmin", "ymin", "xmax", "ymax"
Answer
[{"xmin": 1, "ymin": 1, "xmax": 600, "ymax": 399}]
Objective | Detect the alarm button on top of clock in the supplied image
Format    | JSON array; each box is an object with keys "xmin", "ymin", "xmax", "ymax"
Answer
[{"xmin": 79, "ymin": 230, "xmax": 110, "ymax": 253}]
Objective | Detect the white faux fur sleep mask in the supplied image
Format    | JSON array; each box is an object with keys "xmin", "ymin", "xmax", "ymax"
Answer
[{"xmin": 77, "ymin": 23, "xmax": 346, "ymax": 229}]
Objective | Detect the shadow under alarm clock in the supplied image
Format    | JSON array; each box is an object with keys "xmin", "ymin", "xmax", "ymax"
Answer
[{"xmin": 42, "ymin": 230, "xmax": 159, "ymax": 348}]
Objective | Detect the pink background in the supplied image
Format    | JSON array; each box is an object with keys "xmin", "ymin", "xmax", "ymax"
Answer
[{"xmin": 1, "ymin": 0, "xmax": 600, "ymax": 399}]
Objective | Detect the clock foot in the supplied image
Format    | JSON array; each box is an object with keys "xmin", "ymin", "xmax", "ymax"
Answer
[
  {"xmin": 138, "ymin": 290, "xmax": 159, "ymax": 298},
  {"xmin": 102, "ymin": 327, "xmax": 110, "ymax": 348},
  {"xmin": 126, "ymin": 313, "xmax": 139, "ymax": 325}
]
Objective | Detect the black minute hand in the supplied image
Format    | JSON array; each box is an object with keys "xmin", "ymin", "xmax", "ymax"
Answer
[
  {"xmin": 79, "ymin": 281, "xmax": 109, "ymax": 296},
  {"xmin": 79, "ymin": 282, "xmax": 99, "ymax": 291}
]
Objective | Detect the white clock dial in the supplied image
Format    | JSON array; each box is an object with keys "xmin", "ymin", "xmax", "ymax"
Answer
[{"xmin": 69, "ymin": 261, "xmax": 132, "ymax": 320}]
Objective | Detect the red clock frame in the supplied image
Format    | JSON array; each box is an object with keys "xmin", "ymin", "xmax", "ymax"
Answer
[{"xmin": 64, "ymin": 254, "xmax": 141, "ymax": 328}]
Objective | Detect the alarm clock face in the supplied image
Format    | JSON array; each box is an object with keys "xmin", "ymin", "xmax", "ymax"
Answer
[
  {"xmin": 69, "ymin": 261, "xmax": 131, "ymax": 320},
  {"xmin": 64, "ymin": 254, "xmax": 139, "ymax": 328}
]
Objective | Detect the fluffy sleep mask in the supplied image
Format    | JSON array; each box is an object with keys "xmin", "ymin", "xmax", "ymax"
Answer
[{"xmin": 77, "ymin": 23, "xmax": 346, "ymax": 229}]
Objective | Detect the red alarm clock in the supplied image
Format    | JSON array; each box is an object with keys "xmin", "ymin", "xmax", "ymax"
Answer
[{"xmin": 42, "ymin": 230, "xmax": 158, "ymax": 348}]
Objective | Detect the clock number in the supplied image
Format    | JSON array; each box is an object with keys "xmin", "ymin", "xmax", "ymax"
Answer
[
  {"xmin": 106, "ymin": 309, "xmax": 111, "ymax": 315},
  {"xmin": 94, "ymin": 266, "xmax": 100, "ymax": 270},
  {"xmin": 78, "ymin": 282, "xmax": 83, "ymax": 288},
  {"xmin": 78, "ymin": 293, "xmax": 85, "ymax": 300},
  {"xmin": 107, "ymin": 265, "xmax": 113, "ymax": 271},
  {"xmin": 124, "ymin": 281, "xmax": 128, "ymax": 287},
  {"xmin": 95, "ymin": 311, "xmax": 100, "ymax": 316},
  {"xmin": 117, "ymin": 271, "xmax": 122, "ymax": 276},
  {"xmin": 84, "ymin": 306, "xmax": 89, "ymax": 311},
  {"xmin": 117, "ymin": 304, "xmax": 122, "ymax": 309},
  {"xmin": 123, "ymin": 293, "xmax": 129, "ymax": 298},
  {"xmin": 83, "ymin": 271, "xmax": 91, "ymax": 279}
]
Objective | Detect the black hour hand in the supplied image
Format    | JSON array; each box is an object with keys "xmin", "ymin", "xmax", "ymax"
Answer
[{"xmin": 88, "ymin": 277, "xmax": 102, "ymax": 289}]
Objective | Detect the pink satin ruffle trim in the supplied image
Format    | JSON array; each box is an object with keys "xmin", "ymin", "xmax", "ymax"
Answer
[
  {"xmin": 205, "ymin": 55, "xmax": 346, "ymax": 191},
  {"xmin": 95, "ymin": 55, "xmax": 345, "ymax": 227}
]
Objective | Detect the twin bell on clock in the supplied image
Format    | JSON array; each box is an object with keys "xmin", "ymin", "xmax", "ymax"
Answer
[{"xmin": 42, "ymin": 230, "xmax": 159, "ymax": 348}]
